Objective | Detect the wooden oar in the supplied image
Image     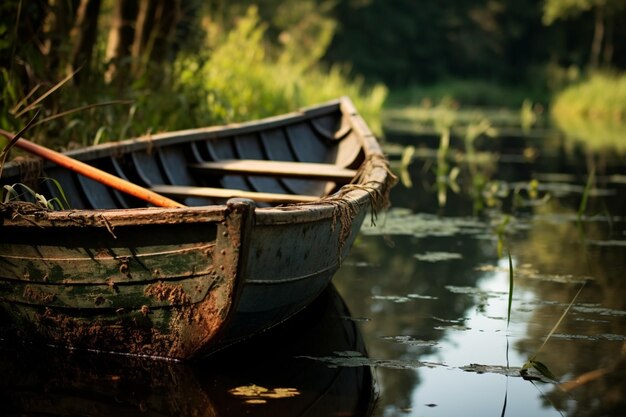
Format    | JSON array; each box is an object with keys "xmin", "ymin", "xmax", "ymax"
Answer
[{"xmin": 0, "ymin": 129, "xmax": 185, "ymax": 208}]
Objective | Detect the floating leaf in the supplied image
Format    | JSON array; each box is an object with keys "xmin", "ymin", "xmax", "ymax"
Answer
[
  {"xmin": 413, "ymin": 251, "xmax": 462, "ymax": 262},
  {"xmin": 229, "ymin": 384, "xmax": 300, "ymax": 403}
]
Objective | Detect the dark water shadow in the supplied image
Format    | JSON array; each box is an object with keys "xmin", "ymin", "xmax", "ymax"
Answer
[{"xmin": 0, "ymin": 285, "xmax": 376, "ymax": 417}]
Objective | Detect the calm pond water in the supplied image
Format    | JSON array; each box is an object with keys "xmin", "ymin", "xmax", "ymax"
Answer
[
  {"xmin": 333, "ymin": 128, "xmax": 626, "ymax": 417},
  {"xmin": 1, "ymin": 126, "xmax": 625, "ymax": 417}
]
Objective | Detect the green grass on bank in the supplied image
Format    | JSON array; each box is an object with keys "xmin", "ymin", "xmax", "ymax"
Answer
[
  {"xmin": 1, "ymin": 6, "xmax": 386, "ymax": 151},
  {"xmin": 382, "ymin": 73, "xmax": 626, "ymax": 153},
  {"xmin": 550, "ymin": 72, "xmax": 626, "ymax": 151},
  {"xmin": 552, "ymin": 72, "xmax": 626, "ymax": 121},
  {"xmin": 385, "ymin": 79, "xmax": 549, "ymax": 109}
]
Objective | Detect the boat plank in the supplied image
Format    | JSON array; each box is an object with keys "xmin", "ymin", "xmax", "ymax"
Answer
[
  {"xmin": 259, "ymin": 128, "xmax": 327, "ymax": 196},
  {"xmin": 44, "ymin": 169, "xmax": 87, "ymax": 209},
  {"xmin": 204, "ymin": 139, "xmax": 252, "ymax": 192},
  {"xmin": 76, "ymin": 174, "xmax": 118, "ymax": 209},
  {"xmin": 0, "ymin": 242, "xmax": 215, "ymax": 284},
  {"xmin": 190, "ymin": 159, "xmax": 357, "ymax": 182},
  {"xmin": 151, "ymin": 185, "xmax": 319, "ymax": 203},
  {"xmin": 232, "ymin": 134, "xmax": 288, "ymax": 194},
  {"xmin": 0, "ymin": 273, "xmax": 216, "ymax": 308}
]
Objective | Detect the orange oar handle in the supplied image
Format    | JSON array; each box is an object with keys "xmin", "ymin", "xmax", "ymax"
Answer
[{"xmin": 0, "ymin": 129, "xmax": 185, "ymax": 208}]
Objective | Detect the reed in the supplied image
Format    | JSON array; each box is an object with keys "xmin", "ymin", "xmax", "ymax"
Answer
[
  {"xmin": 521, "ymin": 284, "xmax": 585, "ymax": 382},
  {"xmin": 507, "ymin": 251, "xmax": 513, "ymax": 328},
  {"xmin": 2, "ymin": 182, "xmax": 69, "ymax": 210},
  {"xmin": 577, "ymin": 169, "xmax": 595, "ymax": 221}
]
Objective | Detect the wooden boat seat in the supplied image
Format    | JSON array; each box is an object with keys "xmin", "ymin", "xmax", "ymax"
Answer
[
  {"xmin": 151, "ymin": 185, "xmax": 320, "ymax": 204},
  {"xmin": 189, "ymin": 159, "xmax": 357, "ymax": 182}
]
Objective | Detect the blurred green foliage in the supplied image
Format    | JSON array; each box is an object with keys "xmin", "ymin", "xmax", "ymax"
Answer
[
  {"xmin": 2, "ymin": 0, "xmax": 626, "ymax": 151},
  {"xmin": 551, "ymin": 72, "xmax": 626, "ymax": 151},
  {"xmin": 326, "ymin": 0, "xmax": 626, "ymax": 88},
  {"xmin": 0, "ymin": 0, "xmax": 385, "ymax": 149}
]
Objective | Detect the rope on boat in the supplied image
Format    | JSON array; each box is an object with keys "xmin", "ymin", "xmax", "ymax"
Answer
[{"xmin": 291, "ymin": 153, "xmax": 398, "ymax": 263}]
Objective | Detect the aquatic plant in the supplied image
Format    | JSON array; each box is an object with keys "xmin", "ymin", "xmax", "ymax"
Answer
[
  {"xmin": 399, "ymin": 145, "xmax": 415, "ymax": 188},
  {"xmin": 507, "ymin": 251, "xmax": 514, "ymax": 328},
  {"xmin": 577, "ymin": 169, "xmax": 595, "ymax": 231},
  {"xmin": 520, "ymin": 284, "xmax": 585, "ymax": 382},
  {"xmin": 520, "ymin": 99, "xmax": 537, "ymax": 134},
  {"xmin": 495, "ymin": 215, "xmax": 511, "ymax": 260},
  {"xmin": 2, "ymin": 181, "xmax": 68, "ymax": 210}
]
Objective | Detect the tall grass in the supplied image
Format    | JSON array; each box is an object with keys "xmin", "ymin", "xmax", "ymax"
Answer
[
  {"xmin": 175, "ymin": 7, "xmax": 386, "ymax": 133},
  {"xmin": 2, "ymin": 6, "xmax": 386, "ymax": 150}
]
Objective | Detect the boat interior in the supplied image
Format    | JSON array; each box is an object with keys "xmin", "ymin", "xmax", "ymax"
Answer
[{"xmin": 2, "ymin": 104, "xmax": 367, "ymax": 210}]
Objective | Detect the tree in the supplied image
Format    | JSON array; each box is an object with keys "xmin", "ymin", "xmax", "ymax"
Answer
[
  {"xmin": 104, "ymin": 0, "xmax": 137, "ymax": 84},
  {"xmin": 104, "ymin": 0, "xmax": 181, "ymax": 84},
  {"xmin": 543, "ymin": 0, "xmax": 625, "ymax": 68},
  {"xmin": 69, "ymin": 0, "xmax": 101, "ymax": 84}
]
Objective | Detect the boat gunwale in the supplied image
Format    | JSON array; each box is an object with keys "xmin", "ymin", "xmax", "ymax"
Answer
[
  {"xmin": 2, "ymin": 97, "xmax": 391, "ymax": 229},
  {"xmin": 1, "ymin": 189, "xmax": 374, "ymax": 228},
  {"xmin": 1, "ymin": 98, "xmax": 348, "ymax": 178}
]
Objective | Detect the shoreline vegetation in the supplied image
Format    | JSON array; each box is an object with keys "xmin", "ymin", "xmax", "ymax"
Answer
[
  {"xmin": 383, "ymin": 73, "xmax": 626, "ymax": 152},
  {"xmin": 1, "ymin": 4, "xmax": 387, "ymax": 151},
  {"xmin": 2, "ymin": 1, "xmax": 626, "ymax": 153},
  {"xmin": 550, "ymin": 73, "xmax": 626, "ymax": 151}
]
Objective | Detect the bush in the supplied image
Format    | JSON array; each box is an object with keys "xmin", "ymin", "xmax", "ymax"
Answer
[
  {"xmin": 551, "ymin": 72, "xmax": 626, "ymax": 121},
  {"xmin": 2, "ymin": 5, "xmax": 386, "ymax": 150},
  {"xmin": 175, "ymin": 6, "xmax": 386, "ymax": 131}
]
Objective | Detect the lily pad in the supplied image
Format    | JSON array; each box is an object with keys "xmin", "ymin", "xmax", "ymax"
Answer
[{"xmin": 414, "ymin": 251, "xmax": 463, "ymax": 262}]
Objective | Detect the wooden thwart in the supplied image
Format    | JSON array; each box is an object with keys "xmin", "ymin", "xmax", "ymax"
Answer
[
  {"xmin": 151, "ymin": 185, "xmax": 320, "ymax": 204},
  {"xmin": 190, "ymin": 159, "xmax": 357, "ymax": 182}
]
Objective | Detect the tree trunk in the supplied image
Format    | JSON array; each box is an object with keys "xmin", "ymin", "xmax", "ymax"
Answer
[
  {"xmin": 131, "ymin": 0, "xmax": 181, "ymax": 78},
  {"xmin": 42, "ymin": 0, "xmax": 77, "ymax": 77},
  {"xmin": 131, "ymin": 0, "xmax": 157, "ymax": 76},
  {"xmin": 69, "ymin": 0, "xmax": 101, "ymax": 84},
  {"xmin": 150, "ymin": 0, "xmax": 181, "ymax": 64},
  {"xmin": 602, "ymin": 14, "xmax": 614, "ymax": 66},
  {"xmin": 589, "ymin": 6, "xmax": 605, "ymax": 70},
  {"xmin": 105, "ymin": 0, "xmax": 138, "ymax": 84}
]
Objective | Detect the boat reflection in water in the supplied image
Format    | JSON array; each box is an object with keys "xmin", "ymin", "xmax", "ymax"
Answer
[{"xmin": 0, "ymin": 285, "xmax": 376, "ymax": 417}]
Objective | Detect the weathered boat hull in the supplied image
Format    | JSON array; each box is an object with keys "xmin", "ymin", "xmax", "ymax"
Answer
[
  {"xmin": 0, "ymin": 286, "xmax": 377, "ymax": 416},
  {"xmin": 0, "ymin": 202, "xmax": 253, "ymax": 358},
  {"xmin": 0, "ymin": 97, "xmax": 394, "ymax": 359}
]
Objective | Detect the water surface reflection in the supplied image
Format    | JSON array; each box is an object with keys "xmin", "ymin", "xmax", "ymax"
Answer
[{"xmin": 333, "ymin": 133, "xmax": 626, "ymax": 416}]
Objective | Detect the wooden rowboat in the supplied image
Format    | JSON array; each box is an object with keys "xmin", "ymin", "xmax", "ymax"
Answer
[{"xmin": 0, "ymin": 97, "xmax": 395, "ymax": 360}]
